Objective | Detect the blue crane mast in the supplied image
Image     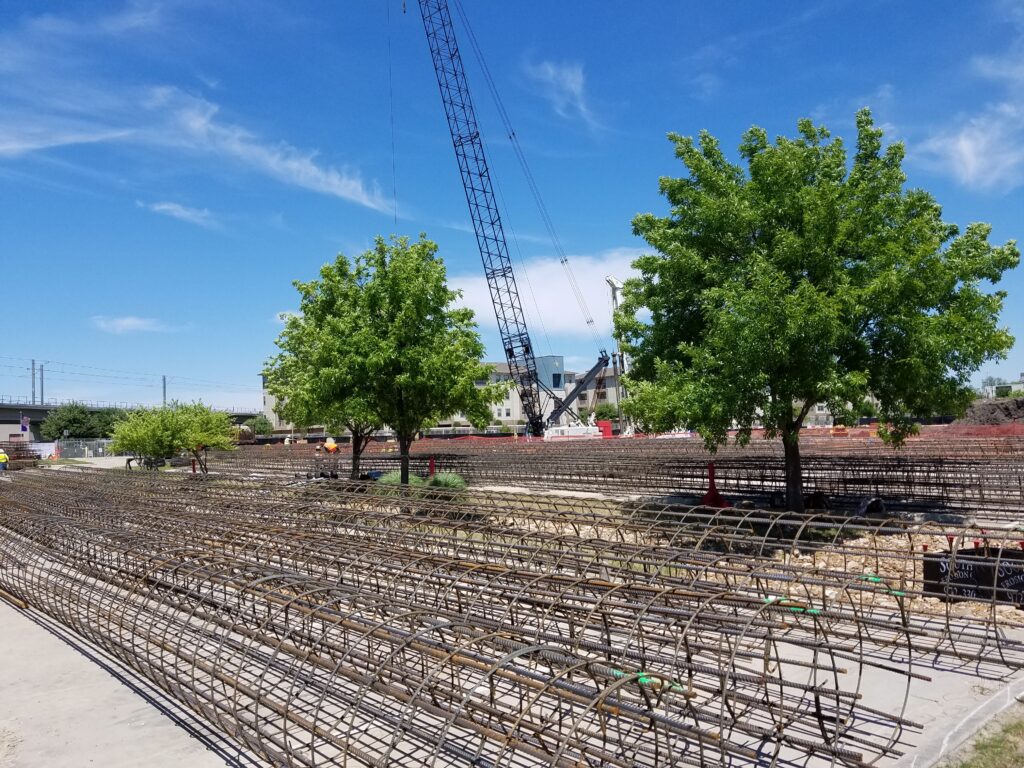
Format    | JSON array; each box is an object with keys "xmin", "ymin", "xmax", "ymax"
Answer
[{"xmin": 417, "ymin": 0, "xmax": 608, "ymax": 436}]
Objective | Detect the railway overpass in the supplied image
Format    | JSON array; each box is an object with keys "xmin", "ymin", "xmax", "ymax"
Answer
[{"xmin": 0, "ymin": 397, "xmax": 259, "ymax": 441}]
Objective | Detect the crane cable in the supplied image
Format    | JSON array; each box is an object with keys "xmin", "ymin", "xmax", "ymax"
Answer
[
  {"xmin": 386, "ymin": 0, "xmax": 400, "ymax": 226},
  {"xmin": 451, "ymin": 0, "xmax": 604, "ymax": 352}
]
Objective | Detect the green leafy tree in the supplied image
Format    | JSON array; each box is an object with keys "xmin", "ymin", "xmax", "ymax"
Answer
[
  {"xmin": 110, "ymin": 402, "xmax": 234, "ymax": 473},
  {"xmin": 264, "ymin": 266, "xmax": 384, "ymax": 479},
  {"xmin": 89, "ymin": 408, "xmax": 125, "ymax": 438},
  {"xmin": 578, "ymin": 404, "xmax": 618, "ymax": 423},
  {"xmin": 266, "ymin": 235, "xmax": 505, "ymax": 484},
  {"xmin": 40, "ymin": 404, "xmax": 124, "ymax": 440},
  {"xmin": 244, "ymin": 415, "xmax": 274, "ymax": 435},
  {"xmin": 617, "ymin": 110, "xmax": 1019, "ymax": 511},
  {"xmin": 40, "ymin": 403, "xmax": 94, "ymax": 440}
]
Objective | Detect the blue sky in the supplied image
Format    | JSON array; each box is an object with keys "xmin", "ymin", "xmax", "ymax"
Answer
[{"xmin": 1, "ymin": 1, "xmax": 1023, "ymax": 409}]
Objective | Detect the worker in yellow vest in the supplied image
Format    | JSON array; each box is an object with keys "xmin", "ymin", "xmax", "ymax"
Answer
[
  {"xmin": 323, "ymin": 437, "xmax": 339, "ymax": 478},
  {"xmin": 0, "ymin": 448, "xmax": 9, "ymax": 471}
]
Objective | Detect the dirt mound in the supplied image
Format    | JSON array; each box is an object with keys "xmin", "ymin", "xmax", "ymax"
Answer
[{"xmin": 956, "ymin": 397, "xmax": 1024, "ymax": 425}]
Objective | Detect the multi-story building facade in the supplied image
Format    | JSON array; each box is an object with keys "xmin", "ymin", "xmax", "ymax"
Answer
[{"xmin": 262, "ymin": 356, "xmax": 624, "ymax": 435}]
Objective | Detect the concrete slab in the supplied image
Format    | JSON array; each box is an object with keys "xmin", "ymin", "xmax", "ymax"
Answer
[
  {"xmin": 894, "ymin": 667, "xmax": 1024, "ymax": 767},
  {"xmin": 0, "ymin": 600, "xmax": 263, "ymax": 768}
]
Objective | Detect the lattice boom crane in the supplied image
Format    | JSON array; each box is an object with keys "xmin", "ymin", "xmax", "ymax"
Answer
[{"xmin": 418, "ymin": 0, "xmax": 608, "ymax": 437}]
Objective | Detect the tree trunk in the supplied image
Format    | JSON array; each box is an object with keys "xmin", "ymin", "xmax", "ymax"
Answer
[
  {"xmin": 399, "ymin": 434, "xmax": 411, "ymax": 485},
  {"xmin": 191, "ymin": 448, "xmax": 208, "ymax": 475},
  {"xmin": 351, "ymin": 434, "xmax": 363, "ymax": 480},
  {"xmin": 782, "ymin": 429, "xmax": 804, "ymax": 512}
]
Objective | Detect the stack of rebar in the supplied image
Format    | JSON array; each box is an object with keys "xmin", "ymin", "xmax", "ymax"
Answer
[{"xmin": 2, "ymin": 469, "xmax": 1024, "ymax": 766}]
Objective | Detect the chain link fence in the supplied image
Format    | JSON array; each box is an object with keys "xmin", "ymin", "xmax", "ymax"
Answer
[{"xmin": 33, "ymin": 439, "xmax": 122, "ymax": 459}]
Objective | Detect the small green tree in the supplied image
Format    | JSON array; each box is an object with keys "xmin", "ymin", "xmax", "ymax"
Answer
[
  {"xmin": 617, "ymin": 110, "xmax": 1019, "ymax": 511},
  {"xmin": 266, "ymin": 235, "xmax": 505, "ymax": 484},
  {"xmin": 40, "ymin": 403, "xmax": 94, "ymax": 440},
  {"xmin": 110, "ymin": 402, "xmax": 234, "ymax": 473},
  {"xmin": 591, "ymin": 403, "xmax": 619, "ymax": 422},
  {"xmin": 244, "ymin": 415, "xmax": 274, "ymax": 435},
  {"xmin": 264, "ymin": 257, "xmax": 385, "ymax": 479}
]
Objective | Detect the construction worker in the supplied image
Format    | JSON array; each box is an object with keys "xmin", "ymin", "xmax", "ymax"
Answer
[
  {"xmin": 324, "ymin": 437, "xmax": 339, "ymax": 478},
  {"xmin": 0, "ymin": 447, "xmax": 9, "ymax": 472}
]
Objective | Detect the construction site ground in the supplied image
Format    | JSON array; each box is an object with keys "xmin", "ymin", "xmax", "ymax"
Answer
[{"xmin": 0, "ymin": 600, "xmax": 262, "ymax": 768}]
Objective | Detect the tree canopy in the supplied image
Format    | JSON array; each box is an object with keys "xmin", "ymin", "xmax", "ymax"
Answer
[
  {"xmin": 580, "ymin": 403, "xmax": 618, "ymax": 422},
  {"xmin": 110, "ymin": 402, "xmax": 234, "ymax": 472},
  {"xmin": 265, "ymin": 235, "xmax": 505, "ymax": 482},
  {"xmin": 616, "ymin": 109, "xmax": 1019, "ymax": 511},
  {"xmin": 244, "ymin": 415, "xmax": 274, "ymax": 436},
  {"xmin": 40, "ymin": 403, "xmax": 125, "ymax": 440}
]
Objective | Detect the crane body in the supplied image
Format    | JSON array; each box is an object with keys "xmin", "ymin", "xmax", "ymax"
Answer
[
  {"xmin": 417, "ymin": 0, "xmax": 546, "ymax": 436},
  {"xmin": 418, "ymin": 0, "xmax": 611, "ymax": 436}
]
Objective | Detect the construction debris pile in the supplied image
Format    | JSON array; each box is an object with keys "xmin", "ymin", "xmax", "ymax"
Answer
[{"xmin": 3, "ymin": 468, "xmax": 1024, "ymax": 766}]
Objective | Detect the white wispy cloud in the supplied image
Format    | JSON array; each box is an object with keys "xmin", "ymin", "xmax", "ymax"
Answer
[
  {"xmin": 92, "ymin": 316, "xmax": 173, "ymax": 334},
  {"xmin": 450, "ymin": 247, "xmax": 642, "ymax": 338},
  {"xmin": 523, "ymin": 60, "xmax": 600, "ymax": 129},
  {"xmin": 0, "ymin": 125, "xmax": 133, "ymax": 156},
  {"xmin": 919, "ymin": 104, "xmax": 1024, "ymax": 191},
  {"xmin": 0, "ymin": 5, "xmax": 390, "ymax": 213},
  {"xmin": 144, "ymin": 87, "xmax": 390, "ymax": 211},
  {"xmin": 918, "ymin": 4, "xmax": 1024, "ymax": 192},
  {"xmin": 136, "ymin": 199, "xmax": 218, "ymax": 228}
]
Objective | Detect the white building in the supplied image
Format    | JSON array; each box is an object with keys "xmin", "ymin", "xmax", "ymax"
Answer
[
  {"xmin": 262, "ymin": 355, "xmax": 623, "ymax": 435},
  {"xmin": 980, "ymin": 373, "xmax": 1024, "ymax": 399}
]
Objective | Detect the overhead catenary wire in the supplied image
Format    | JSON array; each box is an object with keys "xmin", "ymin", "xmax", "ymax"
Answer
[{"xmin": 0, "ymin": 356, "xmax": 260, "ymax": 393}]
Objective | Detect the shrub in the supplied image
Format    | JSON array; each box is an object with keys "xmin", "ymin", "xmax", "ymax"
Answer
[
  {"xmin": 374, "ymin": 470, "xmax": 425, "ymax": 498},
  {"xmin": 427, "ymin": 472, "xmax": 466, "ymax": 489},
  {"xmin": 377, "ymin": 470, "xmax": 426, "ymax": 487}
]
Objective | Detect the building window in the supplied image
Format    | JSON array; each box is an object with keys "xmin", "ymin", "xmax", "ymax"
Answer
[
  {"xmin": 816, "ymin": 404, "xmax": 827, "ymax": 413},
  {"xmin": 552, "ymin": 373, "xmax": 561, "ymax": 388},
  {"xmin": 505, "ymin": 408, "xmax": 511, "ymax": 417},
  {"xmin": 597, "ymin": 391, "xmax": 607, "ymax": 400}
]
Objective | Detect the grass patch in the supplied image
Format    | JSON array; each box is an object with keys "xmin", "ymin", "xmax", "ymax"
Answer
[
  {"xmin": 951, "ymin": 710, "xmax": 1024, "ymax": 767},
  {"xmin": 427, "ymin": 472, "xmax": 466, "ymax": 490},
  {"xmin": 375, "ymin": 470, "xmax": 426, "ymax": 497},
  {"xmin": 377, "ymin": 470, "xmax": 426, "ymax": 487}
]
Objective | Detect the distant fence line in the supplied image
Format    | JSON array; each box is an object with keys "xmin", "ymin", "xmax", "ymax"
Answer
[{"xmin": 31, "ymin": 439, "xmax": 123, "ymax": 459}]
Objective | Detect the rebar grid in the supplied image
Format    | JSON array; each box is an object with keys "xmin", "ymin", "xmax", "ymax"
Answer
[
  {"xmin": 216, "ymin": 435, "xmax": 1024, "ymax": 518},
  {"xmin": 2, "ymin": 468, "xmax": 1023, "ymax": 767}
]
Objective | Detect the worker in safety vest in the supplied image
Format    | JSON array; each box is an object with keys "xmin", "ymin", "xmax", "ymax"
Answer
[
  {"xmin": 0, "ymin": 448, "xmax": 9, "ymax": 471},
  {"xmin": 323, "ymin": 437, "xmax": 339, "ymax": 478}
]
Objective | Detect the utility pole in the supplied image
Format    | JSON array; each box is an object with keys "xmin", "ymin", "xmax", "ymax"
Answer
[
  {"xmin": 162, "ymin": 375, "xmax": 167, "ymax": 406},
  {"xmin": 605, "ymin": 277, "xmax": 631, "ymax": 433},
  {"xmin": 40, "ymin": 364, "xmax": 44, "ymax": 405},
  {"xmin": 31, "ymin": 359, "xmax": 36, "ymax": 405}
]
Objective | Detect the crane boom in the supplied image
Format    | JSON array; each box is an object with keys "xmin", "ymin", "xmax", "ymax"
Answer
[{"xmin": 417, "ymin": 0, "xmax": 546, "ymax": 436}]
